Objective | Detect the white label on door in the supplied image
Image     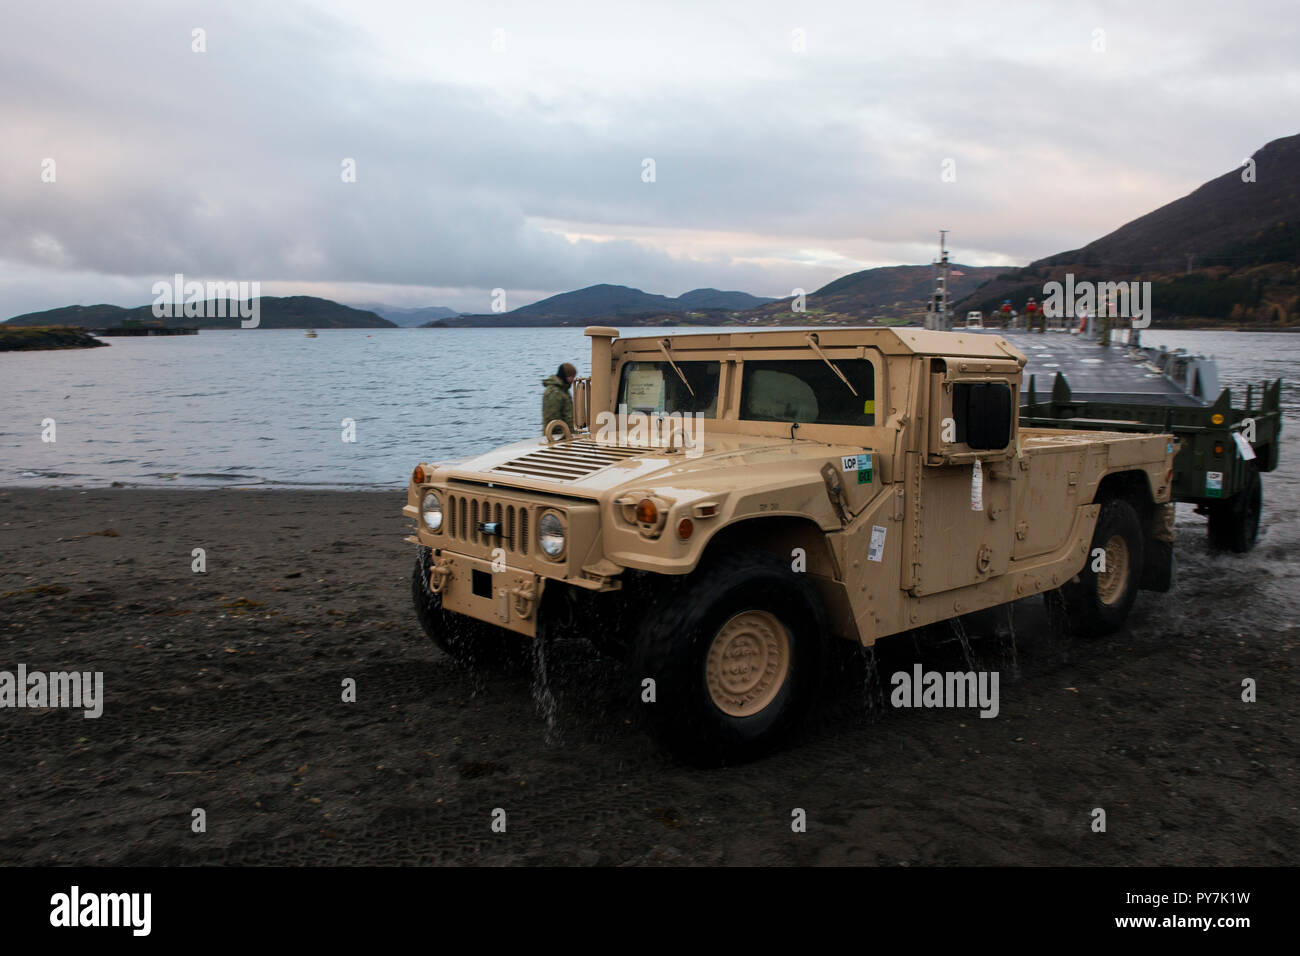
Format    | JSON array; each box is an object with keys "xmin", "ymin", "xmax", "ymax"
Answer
[{"xmin": 868, "ymin": 525, "xmax": 887, "ymax": 562}]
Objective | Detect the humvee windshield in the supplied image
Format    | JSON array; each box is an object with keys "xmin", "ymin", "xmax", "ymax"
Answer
[
  {"xmin": 740, "ymin": 359, "xmax": 876, "ymax": 426},
  {"xmin": 616, "ymin": 361, "xmax": 721, "ymax": 416}
]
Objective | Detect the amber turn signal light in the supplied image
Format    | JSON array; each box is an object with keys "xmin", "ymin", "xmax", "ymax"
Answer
[
  {"xmin": 677, "ymin": 518, "xmax": 694, "ymax": 539},
  {"xmin": 635, "ymin": 498, "xmax": 658, "ymax": 524},
  {"xmin": 413, "ymin": 465, "xmax": 426, "ymax": 484}
]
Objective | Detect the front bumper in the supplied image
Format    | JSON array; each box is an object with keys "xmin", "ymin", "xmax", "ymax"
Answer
[{"xmin": 424, "ymin": 549, "xmax": 543, "ymax": 637}]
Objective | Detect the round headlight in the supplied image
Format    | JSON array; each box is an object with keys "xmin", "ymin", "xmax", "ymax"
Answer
[
  {"xmin": 538, "ymin": 511, "xmax": 566, "ymax": 558},
  {"xmin": 421, "ymin": 491, "xmax": 443, "ymax": 531}
]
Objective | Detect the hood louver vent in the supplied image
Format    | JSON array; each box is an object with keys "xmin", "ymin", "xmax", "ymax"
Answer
[{"xmin": 491, "ymin": 439, "xmax": 647, "ymax": 481}]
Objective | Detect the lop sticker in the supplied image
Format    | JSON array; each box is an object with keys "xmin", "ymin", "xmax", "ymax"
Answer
[
  {"xmin": 868, "ymin": 525, "xmax": 887, "ymax": 562},
  {"xmin": 841, "ymin": 453, "xmax": 873, "ymax": 484},
  {"xmin": 1206, "ymin": 471, "xmax": 1223, "ymax": 498}
]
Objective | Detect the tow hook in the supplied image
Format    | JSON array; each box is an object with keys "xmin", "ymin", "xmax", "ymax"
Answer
[
  {"xmin": 428, "ymin": 559, "xmax": 453, "ymax": 594},
  {"xmin": 510, "ymin": 581, "xmax": 537, "ymax": 619}
]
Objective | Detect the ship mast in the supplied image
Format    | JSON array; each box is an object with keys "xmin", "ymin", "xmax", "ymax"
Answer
[{"xmin": 925, "ymin": 229, "xmax": 951, "ymax": 330}]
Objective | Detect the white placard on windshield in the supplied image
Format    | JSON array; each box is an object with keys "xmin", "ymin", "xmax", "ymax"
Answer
[{"xmin": 626, "ymin": 368, "xmax": 666, "ymax": 411}]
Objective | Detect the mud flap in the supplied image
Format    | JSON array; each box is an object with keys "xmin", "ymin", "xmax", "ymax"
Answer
[
  {"xmin": 1141, "ymin": 501, "xmax": 1175, "ymax": 592},
  {"xmin": 1140, "ymin": 537, "xmax": 1174, "ymax": 592}
]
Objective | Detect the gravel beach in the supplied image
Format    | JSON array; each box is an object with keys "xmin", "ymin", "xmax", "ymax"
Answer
[{"xmin": 1, "ymin": 488, "xmax": 1295, "ymax": 865}]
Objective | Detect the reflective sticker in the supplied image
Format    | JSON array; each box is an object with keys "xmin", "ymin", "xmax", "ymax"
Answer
[
  {"xmin": 1232, "ymin": 433, "xmax": 1256, "ymax": 461},
  {"xmin": 970, "ymin": 458, "xmax": 984, "ymax": 511},
  {"xmin": 863, "ymin": 399, "xmax": 875, "ymax": 415},
  {"xmin": 868, "ymin": 525, "xmax": 887, "ymax": 562},
  {"xmin": 1206, "ymin": 471, "xmax": 1223, "ymax": 498}
]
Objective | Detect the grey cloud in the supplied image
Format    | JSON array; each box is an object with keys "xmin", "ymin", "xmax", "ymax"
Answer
[{"xmin": 0, "ymin": 0, "xmax": 1296, "ymax": 316}]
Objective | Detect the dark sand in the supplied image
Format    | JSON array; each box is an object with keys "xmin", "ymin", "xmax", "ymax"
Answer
[{"xmin": 0, "ymin": 488, "xmax": 1294, "ymax": 865}]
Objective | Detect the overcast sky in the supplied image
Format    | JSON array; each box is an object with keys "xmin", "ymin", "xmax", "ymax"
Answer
[{"xmin": 2, "ymin": 0, "xmax": 1296, "ymax": 317}]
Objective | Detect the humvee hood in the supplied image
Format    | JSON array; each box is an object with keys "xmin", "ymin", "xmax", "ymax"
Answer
[{"xmin": 440, "ymin": 431, "xmax": 824, "ymax": 498}]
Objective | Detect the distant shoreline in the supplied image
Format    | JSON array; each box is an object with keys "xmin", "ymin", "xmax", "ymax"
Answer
[{"xmin": 0, "ymin": 325, "xmax": 109, "ymax": 352}]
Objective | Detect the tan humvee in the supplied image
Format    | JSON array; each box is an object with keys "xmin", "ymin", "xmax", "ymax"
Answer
[{"xmin": 405, "ymin": 326, "xmax": 1177, "ymax": 764}]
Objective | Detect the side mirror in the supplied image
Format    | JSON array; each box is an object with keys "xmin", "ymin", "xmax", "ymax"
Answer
[{"xmin": 954, "ymin": 382, "xmax": 1012, "ymax": 450}]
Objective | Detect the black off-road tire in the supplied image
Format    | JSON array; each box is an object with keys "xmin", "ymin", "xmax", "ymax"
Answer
[
  {"xmin": 1207, "ymin": 462, "xmax": 1261, "ymax": 554},
  {"xmin": 1053, "ymin": 497, "xmax": 1145, "ymax": 638},
  {"xmin": 411, "ymin": 547, "xmax": 530, "ymax": 671},
  {"xmin": 630, "ymin": 551, "xmax": 826, "ymax": 767}
]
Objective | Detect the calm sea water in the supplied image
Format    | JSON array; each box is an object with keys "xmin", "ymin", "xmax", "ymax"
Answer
[{"xmin": 1, "ymin": 327, "xmax": 1297, "ymax": 488}]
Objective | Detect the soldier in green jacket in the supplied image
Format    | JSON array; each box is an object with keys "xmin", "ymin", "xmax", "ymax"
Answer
[{"xmin": 541, "ymin": 362, "xmax": 577, "ymax": 433}]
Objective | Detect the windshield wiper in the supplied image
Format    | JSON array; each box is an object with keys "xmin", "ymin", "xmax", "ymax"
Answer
[
  {"xmin": 806, "ymin": 332, "xmax": 857, "ymax": 396},
  {"xmin": 659, "ymin": 338, "xmax": 695, "ymax": 397}
]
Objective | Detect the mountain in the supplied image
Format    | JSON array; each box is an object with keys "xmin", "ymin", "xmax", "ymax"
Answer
[
  {"xmin": 675, "ymin": 288, "xmax": 776, "ymax": 310},
  {"xmin": 437, "ymin": 271, "xmax": 1003, "ymax": 327},
  {"xmin": 353, "ymin": 303, "xmax": 460, "ymax": 327},
  {"xmin": 4, "ymin": 296, "xmax": 396, "ymax": 329},
  {"xmin": 439, "ymin": 284, "xmax": 777, "ymax": 326},
  {"xmin": 954, "ymin": 132, "xmax": 1300, "ymax": 326},
  {"xmin": 740, "ymin": 264, "xmax": 1005, "ymax": 324},
  {"xmin": 509, "ymin": 284, "xmax": 682, "ymax": 319}
]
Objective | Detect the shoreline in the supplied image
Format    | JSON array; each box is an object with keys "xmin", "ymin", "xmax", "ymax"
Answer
[
  {"xmin": 0, "ymin": 325, "xmax": 109, "ymax": 352},
  {"xmin": 3, "ymin": 481, "xmax": 408, "ymax": 492}
]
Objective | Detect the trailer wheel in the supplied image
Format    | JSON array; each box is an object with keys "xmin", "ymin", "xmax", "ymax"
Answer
[
  {"xmin": 631, "ymin": 552, "xmax": 825, "ymax": 766},
  {"xmin": 411, "ymin": 547, "xmax": 529, "ymax": 670},
  {"xmin": 1055, "ymin": 498, "xmax": 1145, "ymax": 638},
  {"xmin": 1207, "ymin": 463, "xmax": 1261, "ymax": 553}
]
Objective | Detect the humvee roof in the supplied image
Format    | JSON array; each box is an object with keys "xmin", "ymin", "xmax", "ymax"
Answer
[{"xmin": 607, "ymin": 326, "xmax": 1027, "ymax": 363}]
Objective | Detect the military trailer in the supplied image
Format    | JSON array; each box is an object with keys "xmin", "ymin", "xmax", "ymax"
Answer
[
  {"xmin": 405, "ymin": 327, "xmax": 1178, "ymax": 764},
  {"xmin": 1020, "ymin": 363, "xmax": 1281, "ymax": 554}
]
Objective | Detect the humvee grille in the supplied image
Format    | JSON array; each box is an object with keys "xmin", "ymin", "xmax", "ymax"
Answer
[
  {"xmin": 446, "ymin": 495, "xmax": 530, "ymax": 556},
  {"xmin": 491, "ymin": 439, "xmax": 644, "ymax": 481}
]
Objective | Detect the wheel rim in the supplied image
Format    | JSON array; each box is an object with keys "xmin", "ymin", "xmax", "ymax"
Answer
[
  {"xmin": 1096, "ymin": 534, "xmax": 1129, "ymax": 606},
  {"xmin": 705, "ymin": 610, "xmax": 791, "ymax": 717}
]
